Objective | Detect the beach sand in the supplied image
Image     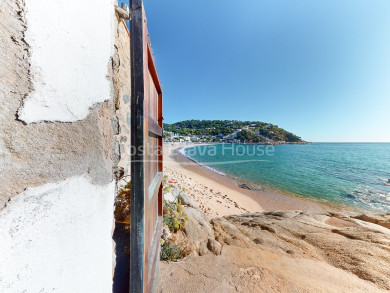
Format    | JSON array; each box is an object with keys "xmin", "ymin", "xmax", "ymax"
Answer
[{"xmin": 164, "ymin": 143, "xmax": 342, "ymax": 219}]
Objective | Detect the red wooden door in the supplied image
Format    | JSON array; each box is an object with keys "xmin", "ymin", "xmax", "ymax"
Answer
[{"xmin": 130, "ymin": 1, "xmax": 163, "ymax": 292}]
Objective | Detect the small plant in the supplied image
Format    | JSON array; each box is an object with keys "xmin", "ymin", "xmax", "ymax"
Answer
[
  {"xmin": 176, "ymin": 201, "xmax": 183, "ymax": 215},
  {"xmin": 163, "ymin": 199, "xmax": 188, "ymax": 233},
  {"xmin": 161, "ymin": 177, "xmax": 193, "ymax": 261},
  {"xmin": 163, "ymin": 175, "xmax": 172, "ymax": 194},
  {"xmin": 163, "ymin": 175, "xmax": 168, "ymax": 186},
  {"xmin": 163, "ymin": 185, "xmax": 171, "ymax": 194},
  {"xmin": 161, "ymin": 242, "xmax": 184, "ymax": 261},
  {"xmin": 114, "ymin": 181, "xmax": 131, "ymax": 229},
  {"xmin": 160, "ymin": 238, "xmax": 193, "ymax": 262}
]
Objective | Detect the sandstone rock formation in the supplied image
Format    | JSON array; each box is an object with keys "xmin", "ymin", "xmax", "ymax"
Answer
[
  {"xmin": 164, "ymin": 185, "xmax": 199, "ymax": 209},
  {"xmin": 158, "ymin": 210, "xmax": 390, "ymax": 292},
  {"xmin": 182, "ymin": 206, "xmax": 214, "ymax": 256},
  {"xmin": 178, "ymin": 192, "xmax": 199, "ymax": 209}
]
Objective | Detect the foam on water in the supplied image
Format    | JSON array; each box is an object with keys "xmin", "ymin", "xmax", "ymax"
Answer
[
  {"xmin": 180, "ymin": 146, "xmax": 226, "ymax": 176},
  {"xmin": 380, "ymin": 178, "xmax": 390, "ymax": 186},
  {"xmin": 346, "ymin": 187, "xmax": 390, "ymax": 213}
]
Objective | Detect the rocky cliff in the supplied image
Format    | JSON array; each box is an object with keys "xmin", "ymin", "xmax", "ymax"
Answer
[{"xmin": 158, "ymin": 195, "xmax": 390, "ymax": 292}]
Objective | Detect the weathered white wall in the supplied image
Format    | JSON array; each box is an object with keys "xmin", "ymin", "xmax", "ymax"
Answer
[
  {"xmin": 0, "ymin": 0, "xmax": 129, "ymax": 291},
  {"xmin": 0, "ymin": 176, "xmax": 115, "ymax": 292},
  {"xmin": 19, "ymin": 0, "xmax": 115, "ymax": 123}
]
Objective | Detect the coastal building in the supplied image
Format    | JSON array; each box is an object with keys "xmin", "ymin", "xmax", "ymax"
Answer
[
  {"xmin": 163, "ymin": 132, "xmax": 174, "ymax": 142},
  {"xmin": 224, "ymin": 132, "xmax": 238, "ymax": 140},
  {"xmin": 190, "ymin": 136, "xmax": 200, "ymax": 142},
  {"xmin": 180, "ymin": 136, "xmax": 191, "ymax": 142}
]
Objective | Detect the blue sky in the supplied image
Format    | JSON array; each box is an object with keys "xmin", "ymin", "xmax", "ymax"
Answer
[{"xmin": 123, "ymin": 1, "xmax": 390, "ymax": 142}]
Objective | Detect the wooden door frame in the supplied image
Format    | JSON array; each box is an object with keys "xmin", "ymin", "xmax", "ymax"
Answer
[{"xmin": 130, "ymin": 1, "xmax": 163, "ymax": 292}]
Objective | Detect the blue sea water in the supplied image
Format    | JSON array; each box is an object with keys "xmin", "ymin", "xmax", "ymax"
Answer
[{"xmin": 184, "ymin": 143, "xmax": 390, "ymax": 212}]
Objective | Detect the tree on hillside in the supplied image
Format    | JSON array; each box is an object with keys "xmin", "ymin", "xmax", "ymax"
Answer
[{"xmin": 236, "ymin": 130, "xmax": 266, "ymax": 143}]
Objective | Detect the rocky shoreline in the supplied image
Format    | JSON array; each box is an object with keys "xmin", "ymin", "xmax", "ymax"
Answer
[{"xmin": 158, "ymin": 186, "xmax": 390, "ymax": 292}]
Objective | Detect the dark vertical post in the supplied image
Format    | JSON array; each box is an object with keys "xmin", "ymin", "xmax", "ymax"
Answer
[{"xmin": 130, "ymin": 0, "xmax": 145, "ymax": 292}]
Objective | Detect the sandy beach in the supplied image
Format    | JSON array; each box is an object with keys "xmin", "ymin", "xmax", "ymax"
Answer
[{"xmin": 164, "ymin": 143, "xmax": 343, "ymax": 219}]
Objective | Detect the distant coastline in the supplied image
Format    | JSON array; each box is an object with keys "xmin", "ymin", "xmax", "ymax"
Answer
[{"xmin": 178, "ymin": 141, "xmax": 311, "ymax": 145}]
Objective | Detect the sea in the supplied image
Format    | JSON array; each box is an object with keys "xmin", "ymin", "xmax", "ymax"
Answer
[{"xmin": 183, "ymin": 143, "xmax": 390, "ymax": 213}]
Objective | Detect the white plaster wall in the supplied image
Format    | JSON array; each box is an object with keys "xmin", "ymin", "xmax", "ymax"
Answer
[
  {"xmin": 0, "ymin": 176, "xmax": 115, "ymax": 292},
  {"xmin": 19, "ymin": 0, "xmax": 115, "ymax": 123}
]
